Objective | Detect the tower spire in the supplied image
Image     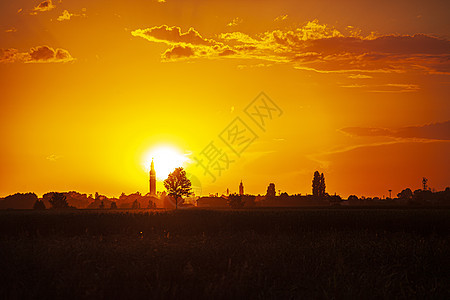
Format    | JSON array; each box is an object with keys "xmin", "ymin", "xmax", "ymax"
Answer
[
  {"xmin": 149, "ymin": 158, "xmax": 156, "ymax": 195},
  {"xmin": 239, "ymin": 180, "xmax": 244, "ymax": 196}
]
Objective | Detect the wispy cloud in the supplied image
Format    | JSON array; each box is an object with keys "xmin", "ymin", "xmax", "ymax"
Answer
[
  {"xmin": 46, "ymin": 154, "xmax": 62, "ymax": 162},
  {"xmin": 341, "ymin": 121, "xmax": 450, "ymax": 141},
  {"xmin": 56, "ymin": 9, "xmax": 86, "ymax": 22},
  {"xmin": 274, "ymin": 15, "xmax": 289, "ymax": 22},
  {"xmin": 341, "ymin": 83, "xmax": 420, "ymax": 92},
  {"xmin": 227, "ymin": 17, "xmax": 243, "ymax": 27},
  {"xmin": 57, "ymin": 10, "xmax": 73, "ymax": 21},
  {"xmin": 347, "ymin": 74, "xmax": 373, "ymax": 79}
]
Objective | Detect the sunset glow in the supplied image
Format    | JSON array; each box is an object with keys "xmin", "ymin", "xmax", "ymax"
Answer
[{"xmin": 143, "ymin": 146, "xmax": 189, "ymax": 180}]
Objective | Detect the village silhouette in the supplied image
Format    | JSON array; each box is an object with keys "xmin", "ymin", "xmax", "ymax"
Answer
[
  {"xmin": 1, "ymin": 161, "xmax": 449, "ymax": 299},
  {"xmin": 1, "ymin": 158, "xmax": 449, "ymax": 210}
]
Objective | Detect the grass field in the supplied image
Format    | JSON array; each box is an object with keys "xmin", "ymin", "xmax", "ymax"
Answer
[{"xmin": 0, "ymin": 208, "xmax": 449, "ymax": 299}]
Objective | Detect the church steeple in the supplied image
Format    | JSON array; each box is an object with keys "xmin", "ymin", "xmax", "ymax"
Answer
[
  {"xmin": 149, "ymin": 158, "xmax": 156, "ymax": 195},
  {"xmin": 150, "ymin": 158, "xmax": 155, "ymax": 175}
]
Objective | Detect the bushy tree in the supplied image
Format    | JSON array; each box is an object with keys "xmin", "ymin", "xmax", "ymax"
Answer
[
  {"xmin": 329, "ymin": 195, "xmax": 341, "ymax": 205},
  {"xmin": 228, "ymin": 194, "xmax": 245, "ymax": 209},
  {"xmin": 48, "ymin": 192, "xmax": 69, "ymax": 209},
  {"xmin": 319, "ymin": 173, "xmax": 326, "ymax": 198},
  {"xmin": 131, "ymin": 200, "xmax": 140, "ymax": 209},
  {"xmin": 164, "ymin": 167, "xmax": 192, "ymax": 209},
  {"xmin": 397, "ymin": 188, "xmax": 413, "ymax": 200},
  {"xmin": 33, "ymin": 199, "xmax": 46, "ymax": 210},
  {"xmin": 348, "ymin": 195, "xmax": 358, "ymax": 201},
  {"xmin": 312, "ymin": 171, "xmax": 326, "ymax": 199},
  {"xmin": 147, "ymin": 199, "xmax": 156, "ymax": 209},
  {"xmin": 0, "ymin": 193, "xmax": 38, "ymax": 209},
  {"xmin": 266, "ymin": 183, "xmax": 276, "ymax": 199}
]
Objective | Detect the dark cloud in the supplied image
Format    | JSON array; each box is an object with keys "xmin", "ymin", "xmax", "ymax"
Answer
[
  {"xmin": 341, "ymin": 121, "xmax": 450, "ymax": 141},
  {"xmin": 304, "ymin": 34, "xmax": 450, "ymax": 55},
  {"xmin": 32, "ymin": 0, "xmax": 55, "ymax": 13},
  {"xmin": 218, "ymin": 49, "xmax": 236, "ymax": 56},
  {"xmin": 0, "ymin": 46, "xmax": 74, "ymax": 63},
  {"xmin": 162, "ymin": 45, "xmax": 195, "ymax": 60},
  {"xmin": 132, "ymin": 20, "xmax": 450, "ymax": 74}
]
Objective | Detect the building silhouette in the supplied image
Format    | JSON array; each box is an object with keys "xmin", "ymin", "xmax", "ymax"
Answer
[
  {"xmin": 149, "ymin": 158, "xmax": 156, "ymax": 196},
  {"xmin": 239, "ymin": 180, "xmax": 244, "ymax": 195}
]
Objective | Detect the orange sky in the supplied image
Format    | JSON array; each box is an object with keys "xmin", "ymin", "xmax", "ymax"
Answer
[{"xmin": 0, "ymin": 0, "xmax": 449, "ymax": 198}]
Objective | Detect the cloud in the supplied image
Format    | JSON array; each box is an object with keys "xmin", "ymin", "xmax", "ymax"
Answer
[
  {"xmin": 46, "ymin": 154, "xmax": 62, "ymax": 162},
  {"xmin": 162, "ymin": 45, "xmax": 195, "ymax": 60},
  {"xmin": 227, "ymin": 17, "xmax": 243, "ymax": 27},
  {"xmin": 341, "ymin": 84, "xmax": 367, "ymax": 88},
  {"xmin": 57, "ymin": 9, "xmax": 87, "ymax": 21},
  {"xmin": 132, "ymin": 20, "xmax": 450, "ymax": 74},
  {"xmin": 274, "ymin": 15, "xmax": 288, "ymax": 22},
  {"xmin": 0, "ymin": 46, "xmax": 74, "ymax": 63},
  {"xmin": 368, "ymin": 83, "xmax": 420, "ymax": 93},
  {"xmin": 57, "ymin": 10, "xmax": 73, "ymax": 21},
  {"xmin": 132, "ymin": 25, "xmax": 232, "ymax": 61},
  {"xmin": 347, "ymin": 74, "xmax": 373, "ymax": 79},
  {"xmin": 4, "ymin": 28, "xmax": 17, "ymax": 33},
  {"xmin": 32, "ymin": 0, "xmax": 55, "ymax": 13},
  {"xmin": 341, "ymin": 121, "xmax": 450, "ymax": 141},
  {"xmin": 132, "ymin": 25, "xmax": 219, "ymax": 47},
  {"xmin": 341, "ymin": 83, "xmax": 420, "ymax": 93}
]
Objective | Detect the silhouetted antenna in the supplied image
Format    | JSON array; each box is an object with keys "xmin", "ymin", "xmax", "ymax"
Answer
[
  {"xmin": 422, "ymin": 177, "xmax": 428, "ymax": 191},
  {"xmin": 388, "ymin": 189, "xmax": 392, "ymax": 199}
]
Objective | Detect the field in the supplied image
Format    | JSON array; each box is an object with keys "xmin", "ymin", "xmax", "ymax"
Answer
[{"xmin": 0, "ymin": 208, "xmax": 449, "ymax": 299}]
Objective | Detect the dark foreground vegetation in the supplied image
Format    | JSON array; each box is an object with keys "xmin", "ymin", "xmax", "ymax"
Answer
[{"xmin": 0, "ymin": 208, "xmax": 449, "ymax": 299}]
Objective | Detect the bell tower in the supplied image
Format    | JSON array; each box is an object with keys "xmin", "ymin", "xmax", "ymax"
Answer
[
  {"xmin": 239, "ymin": 180, "xmax": 244, "ymax": 195},
  {"xmin": 149, "ymin": 158, "xmax": 156, "ymax": 195}
]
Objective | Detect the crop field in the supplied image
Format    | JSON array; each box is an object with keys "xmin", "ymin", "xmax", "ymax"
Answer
[{"xmin": 0, "ymin": 208, "xmax": 449, "ymax": 299}]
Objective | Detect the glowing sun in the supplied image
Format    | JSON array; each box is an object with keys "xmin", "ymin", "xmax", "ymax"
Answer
[{"xmin": 143, "ymin": 146, "xmax": 189, "ymax": 180}]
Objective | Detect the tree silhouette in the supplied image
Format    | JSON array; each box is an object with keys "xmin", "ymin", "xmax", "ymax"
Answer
[
  {"xmin": 348, "ymin": 195, "xmax": 358, "ymax": 201},
  {"xmin": 312, "ymin": 171, "xmax": 320, "ymax": 198},
  {"xmin": 266, "ymin": 183, "xmax": 276, "ymax": 199},
  {"xmin": 397, "ymin": 188, "xmax": 413, "ymax": 200},
  {"xmin": 312, "ymin": 171, "xmax": 326, "ymax": 199},
  {"xmin": 33, "ymin": 199, "xmax": 46, "ymax": 210},
  {"xmin": 110, "ymin": 201, "xmax": 117, "ymax": 209},
  {"xmin": 99, "ymin": 201, "xmax": 105, "ymax": 209},
  {"xmin": 164, "ymin": 167, "xmax": 192, "ymax": 209},
  {"xmin": 147, "ymin": 199, "xmax": 156, "ymax": 209},
  {"xmin": 228, "ymin": 193, "xmax": 245, "ymax": 209},
  {"xmin": 131, "ymin": 200, "xmax": 140, "ymax": 209},
  {"xmin": 48, "ymin": 192, "xmax": 69, "ymax": 209},
  {"xmin": 319, "ymin": 173, "xmax": 326, "ymax": 198}
]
